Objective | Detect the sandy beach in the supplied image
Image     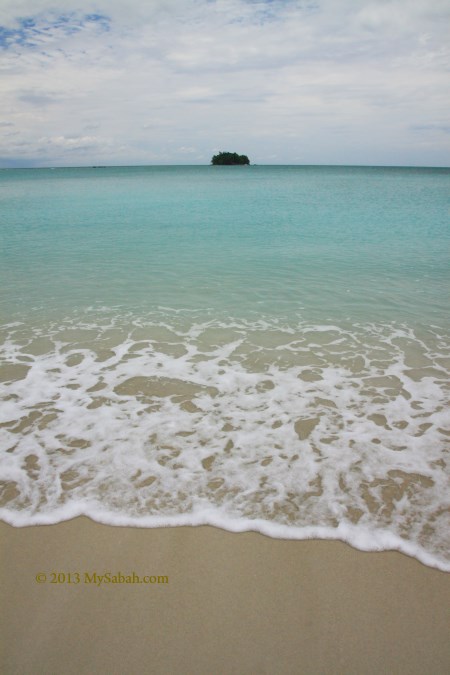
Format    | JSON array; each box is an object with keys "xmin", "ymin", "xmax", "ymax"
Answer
[{"xmin": 1, "ymin": 518, "xmax": 449, "ymax": 674}]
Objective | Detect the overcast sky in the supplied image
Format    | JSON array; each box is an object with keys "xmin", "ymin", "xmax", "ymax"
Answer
[{"xmin": 1, "ymin": 0, "xmax": 449, "ymax": 167}]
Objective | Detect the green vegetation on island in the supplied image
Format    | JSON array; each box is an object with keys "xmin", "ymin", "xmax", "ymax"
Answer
[{"xmin": 211, "ymin": 151, "xmax": 250, "ymax": 165}]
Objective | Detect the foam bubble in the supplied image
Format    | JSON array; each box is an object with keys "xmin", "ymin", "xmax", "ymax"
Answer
[{"xmin": 0, "ymin": 310, "xmax": 449, "ymax": 571}]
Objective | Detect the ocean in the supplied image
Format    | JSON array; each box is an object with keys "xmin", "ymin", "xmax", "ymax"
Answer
[{"xmin": 0, "ymin": 165, "xmax": 449, "ymax": 570}]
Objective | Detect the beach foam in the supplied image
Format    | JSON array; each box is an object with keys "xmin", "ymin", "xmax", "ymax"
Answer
[{"xmin": 1, "ymin": 309, "xmax": 449, "ymax": 571}]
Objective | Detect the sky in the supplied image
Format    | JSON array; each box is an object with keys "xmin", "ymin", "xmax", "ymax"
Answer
[{"xmin": 0, "ymin": 0, "xmax": 449, "ymax": 167}]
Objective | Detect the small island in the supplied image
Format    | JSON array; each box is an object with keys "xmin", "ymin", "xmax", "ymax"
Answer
[{"xmin": 211, "ymin": 151, "xmax": 250, "ymax": 165}]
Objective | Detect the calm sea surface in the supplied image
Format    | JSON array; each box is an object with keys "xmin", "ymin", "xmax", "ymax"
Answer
[{"xmin": 1, "ymin": 166, "xmax": 449, "ymax": 569}]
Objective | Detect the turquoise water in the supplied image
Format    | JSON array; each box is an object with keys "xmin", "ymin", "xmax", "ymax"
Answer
[
  {"xmin": 1, "ymin": 165, "xmax": 448, "ymax": 322},
  {"xmin": 1, "ymin": 166, "xmax": 449, "ymax": 570}
]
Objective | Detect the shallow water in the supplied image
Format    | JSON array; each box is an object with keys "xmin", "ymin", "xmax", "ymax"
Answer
[{"xmin": 1, "ymin": 166, "xmax": 449, "ymax": 570}]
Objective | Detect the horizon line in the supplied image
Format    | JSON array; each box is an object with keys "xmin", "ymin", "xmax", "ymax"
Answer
[{"xmin": 1, "ymin": 162, "xmax": 449, "ymax": 170}]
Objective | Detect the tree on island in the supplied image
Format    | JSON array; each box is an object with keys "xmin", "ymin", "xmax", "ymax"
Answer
[{"xmin": 211, "ymin": 151, "xmax": 250, "ymax": 165}]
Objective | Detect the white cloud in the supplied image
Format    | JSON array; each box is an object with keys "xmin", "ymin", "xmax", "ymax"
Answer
[{"xmin": 0, "ymin": 0, "xmax": 449, "ymax": 166}]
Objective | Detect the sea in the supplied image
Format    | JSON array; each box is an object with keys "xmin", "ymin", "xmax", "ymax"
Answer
[{"xmin": 1, "ymin": 165, "xmax": 449, "ymax": 571}]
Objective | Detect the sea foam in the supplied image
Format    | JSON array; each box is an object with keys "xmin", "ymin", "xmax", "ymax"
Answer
[{"xmin": 1, "ymin": 309, "xmax": 449, "ymax": 571}]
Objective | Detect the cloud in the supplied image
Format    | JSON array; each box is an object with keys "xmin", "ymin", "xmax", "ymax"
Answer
[
  {"xmin": 38, "ymin": 134, "xmax": 107, "ymax": 149},
  {"xmin": 0, "ymin": 0, "xmax": 449, "ymax": 166},
  {"xmin": 0, "ymin": 11, "xmax": 110, "ymax": 55}
]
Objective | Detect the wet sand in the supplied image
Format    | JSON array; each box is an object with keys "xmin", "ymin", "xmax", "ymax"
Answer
[{"xmin": 1, "ymin": 518, "xmax": 449, "ymax": 674}]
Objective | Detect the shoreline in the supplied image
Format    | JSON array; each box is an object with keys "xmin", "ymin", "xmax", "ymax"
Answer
[
  {"xmin": 2, "ymin": 511, "xmax": 449, "ymax": 573},
  {"xmin": 2, "ymin": 313, "xmax": 448, "ymax": 578},
  {"xmin": 2, "ymin": 518, "xmax": 449, "ymax": 674}
]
